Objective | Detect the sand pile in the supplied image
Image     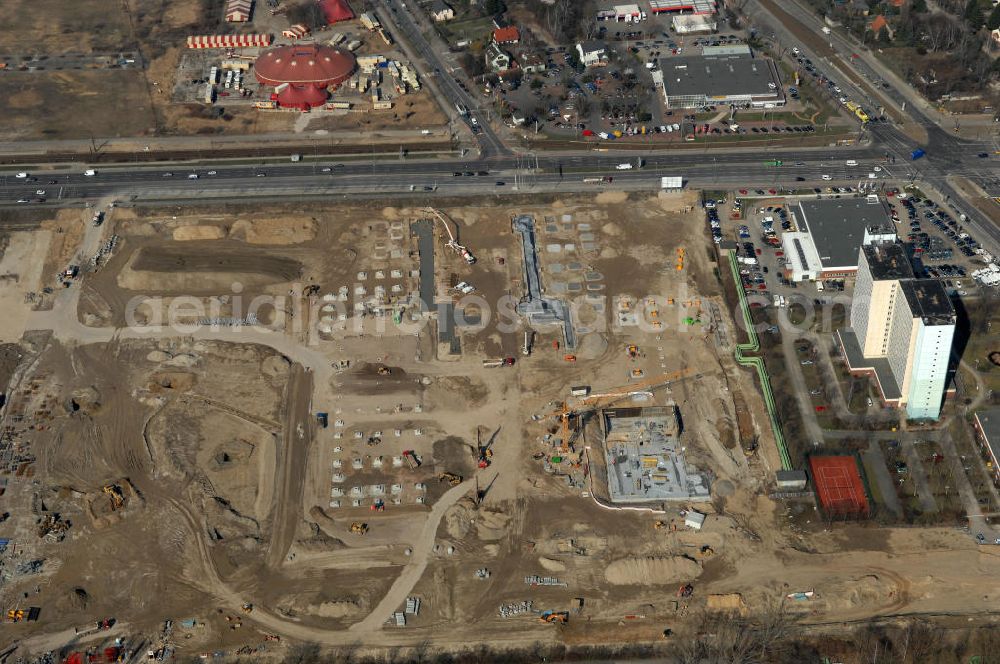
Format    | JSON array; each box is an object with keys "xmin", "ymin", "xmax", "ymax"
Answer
[
  {"xmin": 233, "ymin": 217, "xmax": 316, "ymax": 245},
  {"xmin": 596, "ymin": 191, "xmax": 628, "ymax": 204},
  {"xmin": 604, "ymin": 556, "xmax": 701, "ymax": 585},
  {"xmin": 164, "ymin": 353, "xmax": 199, "ymax": 368},
  {"xmin": 445, "ymin": 497, "xmax": 476, "ymax": 539},
  {"xmin": 476, "ymin": 509, "xmax": 510, "ymax": 541},
  {"xmin": 313, "ymin": 600, "xmax": 363, "ymax": 618},
  {"xmin": 147, "ymin": 350, "xmax": 171, "ymax": 363},
  {"xmin": 173, "ymin": 226, "xmax": 225, "ymax": 241},
  {"xmin": 845, "ymin": 574, "xmax": 898, "ymax": 607},
  {"xmin": 538, "ymin": 557, "xmax": 567, "ymax": 572}
]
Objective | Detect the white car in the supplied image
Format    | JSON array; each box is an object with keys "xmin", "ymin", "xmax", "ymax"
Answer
[
  {"xmin": 821, "ymin": 174, "xmax": 832, "ymax": 180},
  {"xmin": 207, "ymin": 170, "xmax": 217, "ymax": 175},
  {"xmin": 15, "ymin": 172, "xmax": 28, "ymax": 179},
  {"xmin": 187, "ymin": 173, "xmax": 199, "ymax": 179},
  {"xmin": 35, "ymin": 189, "xmax": 45, "ymax": 195},
  {"xmin": 873, "ymin": 166, "xmax": 882, "ymax": 172}
]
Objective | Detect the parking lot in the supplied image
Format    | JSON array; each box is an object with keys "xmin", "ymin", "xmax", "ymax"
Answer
[
  {"xmin": 485, "ymin": 9, "xmax": 846, "ymax": 142},
  {"xmin": 707, "ymin": 184, "xmax": 995, "ymax": 316}
]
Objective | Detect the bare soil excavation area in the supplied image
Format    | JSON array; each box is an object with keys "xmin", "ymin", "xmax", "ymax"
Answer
[{"xmin": 0, "ymin": 194, "xmax": 999, "ymax": 662}]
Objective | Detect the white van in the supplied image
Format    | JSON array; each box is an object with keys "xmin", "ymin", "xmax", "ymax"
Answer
[{"xmin": 84, "ymin": 169, "xmax": 96, "ymax": 176}]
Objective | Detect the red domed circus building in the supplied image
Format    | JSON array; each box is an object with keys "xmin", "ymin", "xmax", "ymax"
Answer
[{"xmin": 254, "ymin": 43, "xmax": 356, "ymax": 110}]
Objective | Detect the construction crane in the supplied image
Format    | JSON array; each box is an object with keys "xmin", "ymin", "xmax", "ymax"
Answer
[
  {"xmin": 424, "ymin": 208, "xmax": 476, "ymax": 264},
  {"xmin": 475, "ymin": 427, "xmax": 495, "ymax": 469},
  {"xmin": 549, "ymin": 368, "xmax": 696, "ymax": 452}
]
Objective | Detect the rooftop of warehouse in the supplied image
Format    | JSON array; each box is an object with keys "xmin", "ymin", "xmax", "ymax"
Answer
[
  {"xmin": 660, "ymin": 52, "xmax": 781, "ymax": 98},
  {"xmin": 798, "ymin": 198, "xmax": 891, "ymax": 270}
]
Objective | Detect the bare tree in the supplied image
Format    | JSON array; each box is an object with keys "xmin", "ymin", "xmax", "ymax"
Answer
[{"xmin": 674, "ymin": 600, "xmax": 795, "ymax": 664}]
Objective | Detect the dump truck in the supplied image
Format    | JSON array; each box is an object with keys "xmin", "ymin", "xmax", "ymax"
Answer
[
  {"xmin": 402, "ymin": 450, "xmax": 420, "ymax": 470},
  {"xmin": 482, "ymin": 357, "xmax": 516, "ymax": 368}
]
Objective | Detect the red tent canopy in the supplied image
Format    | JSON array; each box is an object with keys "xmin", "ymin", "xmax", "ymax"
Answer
[
  {"xmin": 275, "ymin": 84, "xmax": 329, "ymax": 110},
  {"xmin": 318, "ymin": 0, "xmax": 354, "ymax": 24}
]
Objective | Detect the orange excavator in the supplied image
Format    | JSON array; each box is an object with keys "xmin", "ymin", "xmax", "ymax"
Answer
[{"xmin": 538, "ymin": 610, "xmax": 569, "ymax": 624}]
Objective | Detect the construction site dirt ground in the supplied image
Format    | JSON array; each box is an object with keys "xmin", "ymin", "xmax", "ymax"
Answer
[{"xmin": 2, "ymin": 194, "xmax": 1000, "ymax": 660}]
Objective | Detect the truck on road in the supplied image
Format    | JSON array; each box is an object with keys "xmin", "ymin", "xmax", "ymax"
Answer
[{"xmin": 482, "ymin": 357, "xmax": 516, "ymax": 368}]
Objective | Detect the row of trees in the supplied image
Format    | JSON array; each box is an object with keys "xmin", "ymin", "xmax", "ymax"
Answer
[{"xmin": 821, "ymin": 0, "xmax": 1000, "ymax": 100}]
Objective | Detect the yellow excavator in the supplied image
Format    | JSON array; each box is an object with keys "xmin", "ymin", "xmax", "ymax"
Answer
[
  {"xmin": 438, "ymin": 472, "xmax": 463, "ymax": 486},
  {"xmin": 350, "ymin": 522, "xmax": 369, "ymax": 535},
  {"xmin": 103, "ymin": 484, "xmax": 125, "ymax": 510}
]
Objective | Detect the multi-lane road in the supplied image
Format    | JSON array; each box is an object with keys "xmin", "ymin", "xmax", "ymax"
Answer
[
  {"xmin": 376, "ymin": 0, "xmax": 507, "ymax": 157},
  {"xmin": 0, "ymin": 0, "xmax": 997, "ymax": 253},
  {"xmin": 0, "ymin": 146, "xmax": 888, "ymax": 198},
  {"xmin": 746, "ymin": 0, "xmax": 1000, "ymax": 252}
]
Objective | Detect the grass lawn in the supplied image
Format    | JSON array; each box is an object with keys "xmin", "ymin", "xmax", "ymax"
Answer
[{"xmin": 439, "ymin": 16, "xmax": 496, "ymax": 44}]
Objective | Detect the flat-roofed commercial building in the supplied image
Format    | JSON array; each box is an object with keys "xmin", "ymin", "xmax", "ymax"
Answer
[
  {"xmin": 649, "ymin": 0, "xmax": 717, "ymax": 14},
  {"xmin": 782, "ymin": 197, "xmax": 896, "ymax": 282},
  {"xmin": 660, "ymin": 49, "xmax": 784, "ymax": 109}
]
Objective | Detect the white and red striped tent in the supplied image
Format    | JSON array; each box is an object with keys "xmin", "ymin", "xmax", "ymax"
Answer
[
  {"xmin": 281, "ymin": 24, "xmax": 310, "ymax": 40},
  {"xmin": 225, "ymin": 0, "xmax": 253, "ymax": 22},
  {"xmin": 187, "ymin": 34, "xmax": 272, "ymax": 49}
]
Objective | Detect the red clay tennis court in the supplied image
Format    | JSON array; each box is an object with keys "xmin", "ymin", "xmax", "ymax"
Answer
[{"xmin": 809, "ymin": 455, "xmax": 871, "ymax": 518}]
